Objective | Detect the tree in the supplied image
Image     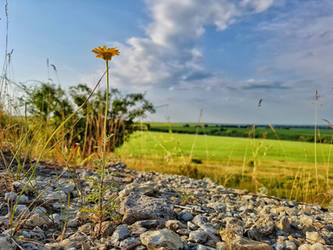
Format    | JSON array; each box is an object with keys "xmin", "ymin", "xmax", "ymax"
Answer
[
  {"xmin": 20, "ymin": 82, "xmax": 155, "ymax": 153},
  {"xmin": 69, "ymin": 84, "xmax": 155, "ymax": 123},
  {"xmin": 21, "ymin": 83, "xmax": 73, "ymax": 124},
  {"xmin": 69, "ymin": 83, "xmax": 155, "ymax": 151}
]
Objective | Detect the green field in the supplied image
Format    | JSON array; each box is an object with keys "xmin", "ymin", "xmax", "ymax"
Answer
[
  {"xmin": 116, "ymin": 131, "xmax": 333, "ymax": 206},
  {"xmin": 146, "ymin": 122, "xmax": 333, "ymax": 143}
]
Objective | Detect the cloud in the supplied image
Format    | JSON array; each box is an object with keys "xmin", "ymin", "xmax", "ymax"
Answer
[
  {"xmin": 121, "ymin": 0, "xmax": 333, "ymax": 124},
  {"xmin": 242, "ymin": 80, "xmax": 290, "ymax": 90},
  {"xmin": 107, "ymin": 0, "xmax": 275, "ymax": 91},
  {"xmin": 258, "ymin": 0, "xmax": 333, "ymax": 85},
  {"xmin": 241, "ymin": 0, "xmax": 274, "ymax": 13}
]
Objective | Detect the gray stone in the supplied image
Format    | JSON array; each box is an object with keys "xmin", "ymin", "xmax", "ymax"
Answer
[
  {"xmin": 51, "ymin": 213, "xmax": 60, "ymax": 225},
  {"xmin": 216, "ymin": 241, "xmax": 227, "ymax": 250},
  {"xmin": 187, "ymin": 221, "xmax": 199, "ymax": 231},
  {"xmin": 176, "ymin": 228, "xmax": 190, "ymax": 236},
  {"xmin": 197, "ymin": 244, "xmax": 216, "ymax": 250},
  {"xmin": 119, "ymin": 182, "xmax": 158, "ymax": 198},
  {"xmin": 0, "ymin": 237, "xmax": 15, "ymax": 250},
  {"xmin": 140, "ymin": 228, "xmax": 183, "ymax": 250},
  {"xmin": 67, "ymin": 218, "xmax": 80, "ymax": 228},
  {"xmin": 17, "ymin": 195, "xmax": 29, "ymax": 202},
  {"xmin": 129, "ymin": 224, "xmax": 148, "ymax": 236},
  {"xmin": 277, "ymin": 216, "xmax": 290, "ymax": 232},
  {"xmin": 78, "ymin": 223, "xmax": 93, "ymax": 233},
  {"xmin": 1, "ymin": 160, "xmax": 332, "ymax": 250},
  {"xmin": 275, "ymin": 241, "xmax": 286, "ymax": 250},
  {"xmin": 52, "ymin": 202, "xmax": 62, "ymax": 210},
  {"xmin": 45, "ymin": 239, "xmax": 76, "ymax": 249},
  {"xmin": 189, "ymin": 230, "xmax": 209, "ymax": 244},
  {"xmin": 94, "ymin": 221, "xmax": 116, "ymax": 237},
  {"xmin": 192, "ymin": 215, "xmax": 217, "ymax": 234},
  {"xmin": 220, "ymin": 217, "xmax": 244, "ymax": 241},
  {"xmin": 20, "ymin": 242, "xmax": 46, "ymax": 250},
  {"xmin": 68, "ymin": 232, "xmax": 87, "ymax": 242},
  {"xmin": 111, "ymin": 224, "xmax": 131, "ymax": 243},
  {"xmin": 225, "ymin": 236, "xmax": 273, "ymax": 250},
  {"xmin": 249, "ymin": 215, "xmax": 275, "ymax": 240},
  {"xmin": 131, "ymin": 220, "xmax": 164, "ymax": 230},
  {"xmin": 59, "ymin": 179, "xmax": 75, "ymax": 195},
  {"xmin": 165, "ymin": 220, "xmax": 184, "ymax": 231},
  {"xmin": 43, "ymin": 190, "xmax": 67, "ymax": 201},
  {"xmin": 26, "ymin": 213, "xmax": 51, "ymax": 227},
  {"xmin": 120, "ymin": 194, "xmax": 174, "ymax": 224},
  {"xmin": 179, "ymin": 211, "xmax": 193, "ymax": 222},
  {"xmin": 44, "ymin": 242, "xmax": 62, "ymax": 249},
  {"xmin": 119, "ymin": 237, "xmax": 141, "ymax": 250},
  {"xmin": 284, "ymin": 240, "xmax": 297, "ymax": 250},
  {"xmin": 207, "ymin": 202, "xmax": 226, "ymax": 213},
  {"xmin": 310, "ymin": 243, "xmax": 328, "ymax": 250},
  {"xmin": 14, "ymin": 204, "xmax": 28, "ymax": 217},
  {"xmin": 35, "ymin": 207, "xmax": 47, "ymax": 215},
  {"xmin": 5, "ymin": 192, "xmax": 17, "ymax": 200},
  {"xmin": 12, "ymin": 181, "xmax": 24, "ymax": 192},
  {"xmin": 306, "ymin": 232, "xmax": 326, "ymax": 244},
  {"xmin": 135, "ymin": 246, "xmax": 146, "ymax": 250},
  {"xmin": 299, "ymin": 244, "xmax": 311, "ymax": 250}
]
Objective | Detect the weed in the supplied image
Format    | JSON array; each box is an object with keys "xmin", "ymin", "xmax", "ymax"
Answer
[
  {"xmin": 177, "ymin": 191, "xmax": 196, "ymax": 205},
  {"xmin": 80, "ymin": 45, "xmax": 120, "ymax": 238}
]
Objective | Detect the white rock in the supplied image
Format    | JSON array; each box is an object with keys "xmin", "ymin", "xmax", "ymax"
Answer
[
  {"xmin": 140, "ymin": 228, "xmax": 183, "ymax": 250},
  {"xmin": 4, "ymin": 192, "xmax": 17, "ymax": 200},
  {"xmin": 306, "ymin": 232, "xmax": 325, "ymax": 244},
  {"xmin": 310, "ymin": 243, "xmax": 328, "ymax": 250},
  {"xmin": 0, "ymin": 237, "xmax": 15, "ymax": 250},
  {"xmin": 26, "ymin": 213, "xmax": 51, "ymax": 227}
]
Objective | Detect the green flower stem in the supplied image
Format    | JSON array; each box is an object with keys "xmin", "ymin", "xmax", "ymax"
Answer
[{"xmin": 98, "ymin": 59, "xmax": 109, "ymax": 235}]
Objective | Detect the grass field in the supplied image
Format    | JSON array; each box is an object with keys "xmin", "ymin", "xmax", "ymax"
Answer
[
  {"xmin": 147, "ymin": 122, "xmax": 333, "ymax": 143},
  {"xmin": 116, "ymin": 131, "xmax": 333, "ymax": 206}
]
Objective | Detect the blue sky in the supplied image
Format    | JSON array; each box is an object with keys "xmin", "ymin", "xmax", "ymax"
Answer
[{"xmin": 1, "ymin": 0, "xmax": 332, "ymax": 124}]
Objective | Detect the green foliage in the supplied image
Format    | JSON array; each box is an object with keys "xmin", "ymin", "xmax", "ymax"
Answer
[
  {"xmin": 69, "ymin": 84, "xmax": 155, "ymax": 123},
  {"xmin": 19, "ymin": 82, "xmax": 155, "ymax": 152},
  {"xmin": 81, "ymin": 174, "xmax": 119, "ymax": 222},
  {"xmin": 20, "ymin": 83, "xmax": 73, "ymax": 124},
  {"xmin": 177, "ymin": 191, "xmax": 196, "ymax": 204}
]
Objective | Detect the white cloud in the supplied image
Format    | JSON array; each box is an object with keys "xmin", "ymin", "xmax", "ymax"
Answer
[
  {"xmin": 106, "ymin": 0, "xmax": 275, "ymax": 91},
  {"xmin": 82, "ymin": 0, "xmax": 333, "ymax": 124},
  {"xmin": 241, "ymin": 0, "xmax": 274, "ymax": 13},
  {"xmin": 257, "ymin": 0, "xmax": 333, "ymax": 96}
]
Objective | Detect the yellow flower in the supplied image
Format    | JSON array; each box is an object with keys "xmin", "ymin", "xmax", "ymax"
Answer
[{"xmin": 92, "ymin": 45, "xmax": 119, "ymax": 61}]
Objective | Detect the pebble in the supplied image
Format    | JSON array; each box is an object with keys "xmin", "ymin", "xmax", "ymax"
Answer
[
  {"xmin": 179, "ymin": 210, "xmax": 193, "ymax": 222},
  {"xmin": 140, "ymin": 228, "xmax": 184, "ymax": 250},
  {"xmin": 0, "ymin": 162, "xmax": 332, "ymax": 249},
  {"xmin": 111, "ymin": 224, "xmax": 130, "ymax": 244},
  {"xmin": 0, "ymin": 237, "xmax": 15, "ymax": 250},
  {"xmin": 189, "ymin": 230, "xmax": 209, "ymax": 243}
]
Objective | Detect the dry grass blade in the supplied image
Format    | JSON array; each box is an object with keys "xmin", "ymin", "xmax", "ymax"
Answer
[{"xmin": 323, "ymin": 119, "xmax": 333, "ymax": 129}]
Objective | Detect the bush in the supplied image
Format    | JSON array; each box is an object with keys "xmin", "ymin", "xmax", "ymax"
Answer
[{"xmin": 19, "ymin": 83, "xmax": 155, "ymax": 154}]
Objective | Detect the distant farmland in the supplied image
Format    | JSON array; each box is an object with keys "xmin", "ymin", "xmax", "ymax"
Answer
[
  {"xmin": 143, "ymin": 122, "xmax": 333, "ymax": 144},
  {"xmin": 116, "ymin": 131, "xmax": 333, "ymax": 206}
]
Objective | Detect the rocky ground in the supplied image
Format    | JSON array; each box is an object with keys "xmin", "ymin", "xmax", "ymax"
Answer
[{"xmin": 0, "ymin": 162, "xmax": 332, "ymax": 250}]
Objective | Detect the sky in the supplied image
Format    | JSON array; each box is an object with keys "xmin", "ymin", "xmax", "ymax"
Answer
[{"xmin": 0, "ymin": 0, "xmax": 332, "ymax": 124}]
